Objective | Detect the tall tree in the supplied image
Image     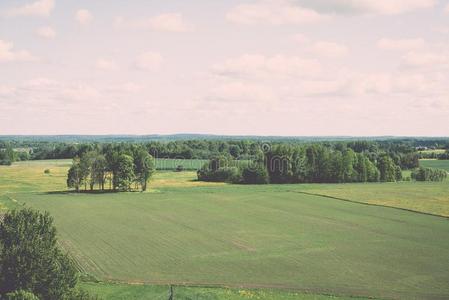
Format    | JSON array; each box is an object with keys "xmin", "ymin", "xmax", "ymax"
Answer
[
  {"xmin": 133, "ymin": 148, "xmax": 155, "ymax": 191},
  {"xmin": 378, "ymin": 155, "xmax": 397, "ymax": 182},
  {"xmin": 114, "ymin": 154, "xmax": 135, "ymax": 191},
  {"xmin": 67, "ymin": 157, "xmax": 82, "ymax": 192},
  {"xmin": 0, "ymin": 209, "xmax": 77, "ymax": 300}
]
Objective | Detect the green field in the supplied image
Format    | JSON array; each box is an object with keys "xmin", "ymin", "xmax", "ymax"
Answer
[
  {"xmin": 1, "ymin": 160, "xmax": 449, "ymax": 299},
  {"xmin": 420, "ymin": 159, "xmax": 449, "ymax": 172}
]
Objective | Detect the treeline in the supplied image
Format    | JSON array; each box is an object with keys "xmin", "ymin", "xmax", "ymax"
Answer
[
  {"xmin": 198, "ymin": 144, "xmax": 404, "ymax": 184},
  {"xmin": 411, "ymin": 167, "xmax": 448, "ymax": 182},
  {"xmin": 67, "ymin": 144, "xmax": 155, "ymax": 192},
  {"xmin": 2, "ymin": 139, "xmax": 420, "ymax": 168}
]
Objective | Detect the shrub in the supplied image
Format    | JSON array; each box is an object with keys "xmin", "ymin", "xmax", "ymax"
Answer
[
  {"xmin": 197, "ymin": 164, "xmax": 241, "ymax": 183},
  {"xmin": 44, "ymin": 169, "xmax": 50, "ymax": 174},
  {"xmin": 411, "ymin": 167, "xmax": 447, "ymax": 182},
  {"xmin": 5, "ymin": 290, "xmax": 39, "ymax": 300},
  {"xmin": 241, "ymin": 164, "xmax": 269, "ymax": 184},
  {"xmin": 65, "ymin": 288, "xmax": 101, "ymax": 300}
]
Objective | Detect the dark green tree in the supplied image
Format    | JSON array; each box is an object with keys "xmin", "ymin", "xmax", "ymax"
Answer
[
  {"xmin": 0, "ymin": 209, "xmax": 77, "ymax": 300},
  {"xmin": 114, "ymin": 154, "xmax": 135, "ymax": 191},
  {"xmin": 67, "ymin": 157, "xmax": 83, "ymax": 192}
]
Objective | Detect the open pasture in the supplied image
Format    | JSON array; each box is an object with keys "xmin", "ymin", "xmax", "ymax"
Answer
[{"xmin": 2, "ymin": 160, "xmax": 449, "ymax": 299}]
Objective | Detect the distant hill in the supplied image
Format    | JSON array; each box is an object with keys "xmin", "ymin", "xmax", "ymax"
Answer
[{"xmin": 0, "ymin": 134, "xmax": 448, "ymax": 143}]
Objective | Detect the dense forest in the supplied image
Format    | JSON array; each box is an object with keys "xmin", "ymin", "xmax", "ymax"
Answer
[
  {"xmin": 2, "ymin": 137, "xmax": 448, "ymax": 162},
  {"xmin": 198, "ymin": 143, "xmax": 405, "ymax": 184}
]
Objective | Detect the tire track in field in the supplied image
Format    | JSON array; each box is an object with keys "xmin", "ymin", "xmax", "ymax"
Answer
[{"xmin": 289, "ymin": 190, "xmax": 449, "ymax": 220}]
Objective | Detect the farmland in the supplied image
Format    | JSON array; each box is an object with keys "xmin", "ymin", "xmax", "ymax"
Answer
[{"xmin": 1, "ymin": 160, "xmax": 449, "ymax": 299}]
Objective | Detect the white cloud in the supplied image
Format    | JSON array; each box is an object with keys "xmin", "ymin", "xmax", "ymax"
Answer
[
  {"xmin": 6, "ymin": 0, "xmax": 54, "ymax": 17},
  {"xmin": 115, "ymin": 13, "xmax": 194, "ymax": 32},
  {"xmin": 297, "ymin": 0, "xmax": 436, "ymax": 15},
  {"xmin": 203, "ymin": 50, "xmax": 449, "ymax": 111},
  {"xmin": 0, "ymin": 40, "xmax": 38, "ymax": 63},
  {"xmin": 310, "ymin": 41, "xmax": 348, "ymax": 58},
  {"xmin": 95, "ymin": 58, "xmax": 119, "ymax": 71},
  {"xmin": 15, "ymin": 78, "xmax": 101, "ymax": 106},
  {"xmin": 109, "ymin": 82, "xmax": 143, "ymax": 94},
  {"xmin": 0, "ymin": 85, "xmax": 16, "ymax": 97},
  {"xmin": 134, "ymin": 52, "xmax": 163, "ymax": 71},
  {"xmin": 212, "ymin": 54, "xmax": 322, "ymax": 79},
  {"xmin": 432, "ymin": 26, "xmax": 449, "ymax": 34},
  {"xmin": 291, "ymin": 35, "xmax": 348, "ymax": 58},
  {"xmin": 75, "ymin": 9, "xmax": 93, "ymax": 26},
  {"xmin": 445, "ymin": 3, "xmax": 449, "ymax": 13},
  {"xmin": 35, "ymin": 26, "xmax": 56, "ymax": 39},
  {"xmin": 226, "ymin": 0, "xmax": 327, "ymax": 25},
  {"xmin": 206, "ymin": 82, "xmax": 277, "ymax": 103},
  {"xmin": 401, "ymin": 51, "xmax": 449, "ymax": 68},
  {"xmin": 291, "ymin": 33, "xmax": 310, "ymax": 44},
  {"xmin": 377, "ymin": 38, "xmax": 426, "ymax": 51}
]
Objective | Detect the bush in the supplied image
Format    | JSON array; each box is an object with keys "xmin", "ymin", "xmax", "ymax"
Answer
[
  {"xmin": 197, "ymin": 164, "xmax": 241, "ymax": 183},
  {"xmin": 0, "ymin": 160, "xmax": 12, "ymax": 166},
  {"xmin": 241, "ymin": 164, "xmax": 269, "ymax": 184},
  {"xmin": 65, "ymin": 288, "xmax": 101, "ymax": 300},
  {"xmin": 5, "ymin": 290, "xmax": 39, "ymax": 300},
  {"xmin": 411, "ymin": 167, "xmax": 447, "ymax": 182},
  {"xmin": 44, "ymin": 169, "xmax": 50, "ymax": 174}
]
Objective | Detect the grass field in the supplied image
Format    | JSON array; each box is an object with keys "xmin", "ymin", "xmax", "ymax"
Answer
[
  {"xmin": 420, "ymin": 159, "xmax": 449, "ymax": 172},
  {"xmin": 2, "ymin": 160, "xmax": 449, "ymax": 299}
]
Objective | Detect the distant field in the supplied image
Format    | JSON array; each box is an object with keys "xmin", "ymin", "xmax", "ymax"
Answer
[
  {"xmin": 155, "ymin": 159, "xmax": 207, "ymax": 170},
  {"xmin": 418, "ymin": 149, "xmax": 446, "ymax": 155},
  {"xmin": 420, "ymin": 159, "xmax": 449, "ymax": 172},
  {"xmin": 2, "ymin": 160, "xmax": 449, "ymax": 299}
]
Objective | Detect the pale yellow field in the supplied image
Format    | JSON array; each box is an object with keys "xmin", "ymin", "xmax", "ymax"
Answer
[{"xmin": 0, "ymin": 159, "xmax": 222, "ymax": 198}]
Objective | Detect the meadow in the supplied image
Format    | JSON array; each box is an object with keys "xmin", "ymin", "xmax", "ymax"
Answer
[
  {"xmin": 420, "ymin": 159, "xmax": 449, "ymax": 172},
  {"xmin": 1, "ymin": 160, "xmax": 449, "ymax": 299}
]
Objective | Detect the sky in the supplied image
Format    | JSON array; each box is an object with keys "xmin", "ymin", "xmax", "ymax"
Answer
[{"xmin": 1, "ymin": 0, "xmax": 449, "ymax": 136}]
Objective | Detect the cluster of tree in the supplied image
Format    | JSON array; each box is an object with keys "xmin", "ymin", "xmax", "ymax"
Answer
[
  {"xmin": 198, "ymin": 144, "xmax": 404, "ymax": 184},
  {"xmin": 411, "ymin": 167, "xmax": 448, "ymax": 182},
  {"xmin": 67, "ymin": 145, "xmax": 155, "ymax": 192},
  {"xmin": 0, "ymin": 145, "xmax": 30, "ymax": 166},
  {"xmin": 0, "ymin": 146, "xmax": 15, "ymax": 166},
  {"xmin": 0, "ymin": 209, "xmax": 98, "ymax": 300}
]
